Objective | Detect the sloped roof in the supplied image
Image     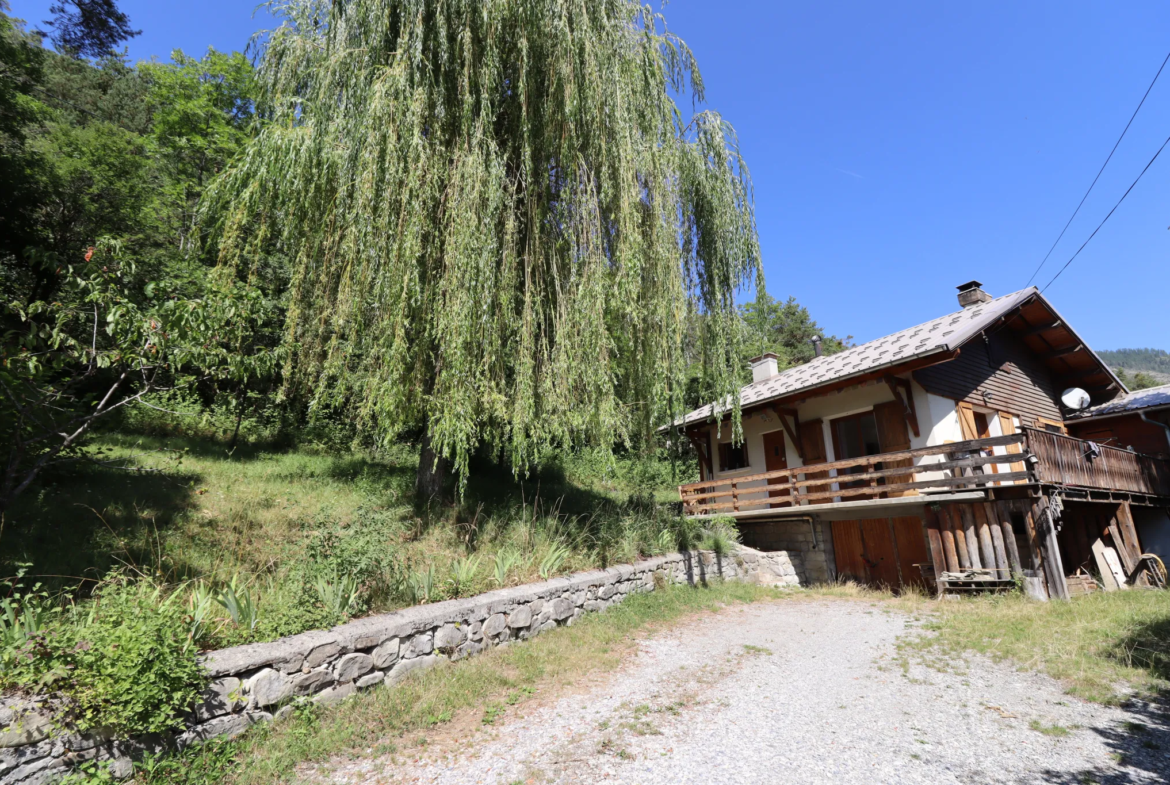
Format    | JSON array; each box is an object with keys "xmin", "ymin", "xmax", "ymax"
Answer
[
  {"xmin": 679, "ymin": 287, "xmax": 1039, "ymax": 426},
  {"xmin": 1067, "ymin": 383, "xmax": 1170, "ymax": 420}
]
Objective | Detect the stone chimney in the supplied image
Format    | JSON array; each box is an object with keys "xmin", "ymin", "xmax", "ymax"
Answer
[
  {"xmin": 957, "ymin": 280, "xmax": 992, "ymax": 308},
  {"xmin": 749, "ymin": 353, "xmax": 779, "ymax": 383}
]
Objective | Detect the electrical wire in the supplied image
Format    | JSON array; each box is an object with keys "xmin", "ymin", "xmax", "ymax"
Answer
[
  {"xmin": 1041, "ymin": 132, "xmax": 1170, "ymax": 292},
  {"xmin": 1026, "ymin": 49, "xmax": 1170, "ymax": 287}
]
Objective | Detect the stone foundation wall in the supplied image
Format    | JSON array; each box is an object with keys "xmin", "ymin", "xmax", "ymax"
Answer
[
  {"xmin": 1, "ymin": 547, "xmax": 801, "ymax": 785},
  {"xmin": 738, "ymin": 518, "xmax": 832, "ymax": 584}
]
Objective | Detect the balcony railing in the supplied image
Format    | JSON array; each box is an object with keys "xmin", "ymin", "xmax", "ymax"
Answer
[{"xmin": 677, "ymin": 429, "xmax": 1170, "ymax": 517}]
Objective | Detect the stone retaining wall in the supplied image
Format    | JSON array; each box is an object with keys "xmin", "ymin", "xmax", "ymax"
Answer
[{"xmin": 1, "ymin": 547, "xmax": 801, "ymax": 785}]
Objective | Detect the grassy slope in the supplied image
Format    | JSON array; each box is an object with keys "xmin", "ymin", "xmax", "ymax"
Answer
[{"xmin": 1, "ymin": 430, "xmax": 697, "ymax": 644}]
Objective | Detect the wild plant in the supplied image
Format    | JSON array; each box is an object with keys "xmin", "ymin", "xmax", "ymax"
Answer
[
  {"xmin": 447, "ymin": 556, "xmax": 480, "ymax": 598},
  {"xmin": 406, "ymin": 565, "xmax": 436, "ymax": 604},
  {"xmin": 539, "ymin": 543, "xmax": 571, "ymax": 579},
  {"xmin": 492, "ymin": 549, "xmax": 521, "ymax": 586},
  {"xmin": 186, "ymin": 581, "xmax": 218, "ymax": 645},
  {"xmin": 215, "ymin": 576, "xmax": 260, "ymax": 633},
  {"xmin": 0, "ymin": 566, "xmax": 59, "ymax": 647},
  {"xmin": 312, "ymin": 570, "xmax": 362, "ymax": 619}
]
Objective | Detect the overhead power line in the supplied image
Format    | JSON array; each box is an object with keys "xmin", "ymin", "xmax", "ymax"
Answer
[
  {"xmin": 1041, "ymin": 131, "xmax": 1170, "ymax": 293},
  {"xmin": 1026, "ymin": 48, "xmax": 1170, "ymax": 287}
]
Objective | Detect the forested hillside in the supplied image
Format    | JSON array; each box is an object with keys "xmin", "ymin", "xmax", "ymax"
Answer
[{"xmin": 1098, "ymin": 349, "xmax": 1170, "ymax": 390}]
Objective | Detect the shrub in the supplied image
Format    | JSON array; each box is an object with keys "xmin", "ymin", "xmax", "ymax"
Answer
[{"xmin": 1, "ymin": 575, "xmax": 205, "ymax": 736}]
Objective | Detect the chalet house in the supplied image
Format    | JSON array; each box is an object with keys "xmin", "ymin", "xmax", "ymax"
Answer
[{"xmin": 675, "ymin": 281, "xmax": 1170, "ymax": 598}]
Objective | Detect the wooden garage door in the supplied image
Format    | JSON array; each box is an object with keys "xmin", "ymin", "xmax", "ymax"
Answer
[{"xmin": 832, "ymin": 516, "xmax": 930, "ymax": 590}]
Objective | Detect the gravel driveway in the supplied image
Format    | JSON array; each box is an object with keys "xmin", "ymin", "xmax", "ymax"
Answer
[{"xmin": 314, "ymin": 597, "xmax": 1170, "ymax": 785}]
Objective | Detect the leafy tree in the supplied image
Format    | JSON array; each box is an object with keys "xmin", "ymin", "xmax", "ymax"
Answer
[
  {"xmin": 740, "ymin": 289, "xmax": 850, "ymax": 371},
  {"xmin": 1116, "ymin": 368, "xmax": 1161, "ymax": 392},
  {"xmin": 140, "ymin": 49, "xmax": 256, "ymax": 253},
  {"xmin": 205, "ymin": 0, "xmax": 762, "ymax": 500},
  {"xmin": 43, "ymin": 0, "xmax": 140, "ymax": 59},
  {"xmin": 0, "ymin": 240, "xmax": 280, "ymax": 514}
]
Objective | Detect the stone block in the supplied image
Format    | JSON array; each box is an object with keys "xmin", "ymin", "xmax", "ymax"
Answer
[
  {"xmin": 550, "ymin": 597, "xmax": 574, "ymax": 621},
  {"xmin": 597, "ymin": 584, "xmax": 616, "ymax": 600},
  {"xmin": 176, "ymin": 712, "xmax": 269, "ymax": 750},
  {"xmin": 468, "ymin": 621, "xmax": 482, "ymax": 640},
  {"xmin": 0, "ymin": 707, "xmax": 52, "ymax": 749},
  {"xmin": 506, "ymin": 606, "xmax": 531, "ymax": 628},
  {"xmin": 528, "ymin": 599, "xmax": 544, "ymax": 615},
  {"xmin": 335, "ymin": 653, "xmax": 373, "ymax": 683},
  {"xmin": 371, "ymin": 638, "xmax": 400, "ymax": 669},
  {"xmin": 192, "ymin": 677, "xmax": 241, "ymax": 722},
  {"xmin": 386, "ymin": 654, "xmax": 438, "ymax": 685},
  {"xmin": 291, "ymin": 669, "xmax": 334, "ymax": 696},
  {"xmin": 434, "ymin": 623, "xmax": 466, "ymax": 651},
  {"xmin": 482, "ymin": 613, "xmax": 507, "ymax": 638},
  {"xmin": 247, "ymin": 669, "xmax": 291, "ymax": 708},
  {"xmin": 405, "ymin": 631, "xmax": 433, "ymax": 658},
  {"xmin": 304, "ymin": 642, "xmax": 342, "ymax": 669},
  {"xmin": 312, "ymin": 683, "xmax": 355, "ymax": 708},
  {"xmin": 355, "ymin": 671, "xmax": 385, "ymax": 689},
  {"xmin": 583, "ymin": 600, "xmax": 605, "ymax": 613}
]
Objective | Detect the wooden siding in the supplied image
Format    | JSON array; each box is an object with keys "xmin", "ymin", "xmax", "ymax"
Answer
[
  {"xmin": 913, "ymin": 329, "xmax": 1063, "ymax": 425},
  {"xmin": 1068, "ymin": 413, "xmax": 1170, "ymax": 458}
]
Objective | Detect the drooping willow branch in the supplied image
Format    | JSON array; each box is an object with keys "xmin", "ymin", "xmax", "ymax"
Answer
[{"xmin": 203, "ymin": 0, "xmax": 762, "ymax": 486}]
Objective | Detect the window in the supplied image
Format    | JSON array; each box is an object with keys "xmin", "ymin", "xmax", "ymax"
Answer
[
  {"xmin": 1035, "ymin": 416, "xmax": 1068, "ymax": 435},
  {"xmin": 718, "ymin": 442, "xmax": 750, "ymax": 472},
  {"xmin": 831, "ymin": 411, "xmax": 882, "ymax": 486}
]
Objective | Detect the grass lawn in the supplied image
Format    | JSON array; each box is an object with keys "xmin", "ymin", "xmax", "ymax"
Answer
[
  {"xmin": 899, "ymin": 589, "xmax": 1170, "ymax": 704},
  {"xmin": 135, "ymin": 581, "xmax": 783, "ymax": 785}
]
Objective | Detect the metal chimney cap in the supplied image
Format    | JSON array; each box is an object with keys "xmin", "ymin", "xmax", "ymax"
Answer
[{"xmin": 956, "ymin": 280, "xmax": 984, "ymax": 293}]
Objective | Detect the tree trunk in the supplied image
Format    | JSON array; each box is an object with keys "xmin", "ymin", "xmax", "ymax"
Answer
[{"xmin": 415, "ymin": 426, "xmax": 450, "ymax": 506}]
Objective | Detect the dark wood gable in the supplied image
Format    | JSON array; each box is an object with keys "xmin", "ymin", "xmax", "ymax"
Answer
[{"xmin": 913, "ymin": 329, "xmax": 1063, "ymax": 425}]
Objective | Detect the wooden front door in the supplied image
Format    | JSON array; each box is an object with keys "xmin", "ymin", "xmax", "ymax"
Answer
[
  {"xmin": 762, "ymin": 430, "xmax": 790, "ymax": 506},
  {"xmin": 874, "ymin": 400, "xmax": 916, "ymax": 497},
  {"xmin": 831, "ymin": 516, "xmax": 930, "ymax": 590},
  {"xmin": 799, "ymin": 419, "xmax": 829, "ymax": 504}
]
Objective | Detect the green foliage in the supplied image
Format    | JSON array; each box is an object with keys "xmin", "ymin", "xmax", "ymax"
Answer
[
  {"xmin": 1, "ymin": 240, "xmax": 281, "ymax": 512},
  {"xmin": 538, "ymin": 543, "xmax": 571, "ymax": 579},
  {"xmin": 406, "ymin": 566, "xmax": 437, "ymax": 605},
  {"xmin": 492, "ymin": 549, "xmax": 521, "ymax": 587},
  {"xmin": 1116, "ymin": 368, "xmax": 1162, "ymax": 391},
  {"xmin": 446, "ymin": 556, "xmax": 480, "ymax": 598},
  {"xmin": 43, "ymin": 0, "xmax": 141, "ymax": 59},
  {"xmin": 0, "ymin": 565, "xmax": 61, "ymax": 647},
  {"xmin": 310, "ymin": 571, "xmax": 362, "ymax": 620},
  {"xmin": 0, "ymin": 575, "xmax": 205, "ymax": 736},
  {"xmin": 205, "ymin": 0, "xmax": 761, "ymax": 491},
  {"xmin": 214, "ymin": 577, "xmax": 260, "ymax": 634},
  {"xmin": 700, "ymin": 515, "xmax": 740, "ymax": 556},
  {"xmin": 739, "ymin": 288, "xmax": 850, "ymax": 370}
]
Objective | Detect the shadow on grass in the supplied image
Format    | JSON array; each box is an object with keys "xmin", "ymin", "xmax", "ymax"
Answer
[
  {"xmin": 1, "ymin": 460, "xmax": 204, "ymax": 592},
  {"xmin": 1041, "ymin": 692, "xmax": 1170, "ymax": 784}
]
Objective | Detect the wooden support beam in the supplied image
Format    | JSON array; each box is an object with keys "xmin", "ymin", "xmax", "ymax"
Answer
[
  {"xmin": 988, "ymin": 502, "xmax": 1023, "ymax": 577},
  {"xmin": 1020, "ymin": 320, "xmax": 1062, "ymax": 337},
  {"xmin": 883, "ymin": 375, "xmax": 920, "ymax": 438},
  {"xmin": 947, "ymin": 507, "xmax": 971, "ymax": 569},
  {"xmin": 1033, "ymin": 496, "xmax": 1069, "ymax": 600},
  {"xmin": 957, "ymin": 504, "xmax": 982, "ymax": 569},
  {"xmin": 1046, "ymin": 343, "xmax": 1084, "ymax": 360},
  {"xmin": 924, "ymin": 507, "xmax": 948, "ymax": 595},
  {"xmin": 770, "ymin": 406, "xmax": 805, "ymax": 462}
]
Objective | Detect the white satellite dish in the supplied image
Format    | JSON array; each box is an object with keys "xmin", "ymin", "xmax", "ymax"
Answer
[{"xmin": 1061, "ymin": 387, "xmax": 1091, "ymax": 411}]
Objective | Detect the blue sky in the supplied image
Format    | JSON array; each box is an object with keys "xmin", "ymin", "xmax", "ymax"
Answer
[{"xmin": 10, "ymin": 0, "xmax": 1170, "ymax": 351}]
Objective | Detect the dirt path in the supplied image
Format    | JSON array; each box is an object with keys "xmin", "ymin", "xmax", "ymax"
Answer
[{"xmin": 312, "ymin": 598, "xmax": 1170, "ymax": 785}]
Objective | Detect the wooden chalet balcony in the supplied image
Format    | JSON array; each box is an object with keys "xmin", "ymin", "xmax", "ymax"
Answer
[{"xmin": 678, "ymin": 428, "xmax": 1170, "ymax": 517}]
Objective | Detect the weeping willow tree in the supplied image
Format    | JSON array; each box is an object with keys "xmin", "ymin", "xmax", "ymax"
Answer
[{"xmin": 205, "ymin": 0, "xmax": 761, "ymax": 499}]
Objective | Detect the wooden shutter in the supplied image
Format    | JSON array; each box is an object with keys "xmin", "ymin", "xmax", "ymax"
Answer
[
  {"xmin": 874, "ymin": 401, "xmax": 916, "ymax": 497},
  {"xmin": 998, "ymin": 412, "xmax": 1026, "ymax": 473},
  {"xmin": 956, "ymin": 401, "xmax": 979, "ymax": 441},
  {"xmin": 799, "ymin": 419, "xmax": 829, "ymax": 505}
]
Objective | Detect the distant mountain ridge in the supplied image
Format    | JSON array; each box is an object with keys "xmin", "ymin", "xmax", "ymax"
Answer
[{"xmin": 1097, "ymin": 348, "xmax": 1170, "ymax": 375}]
